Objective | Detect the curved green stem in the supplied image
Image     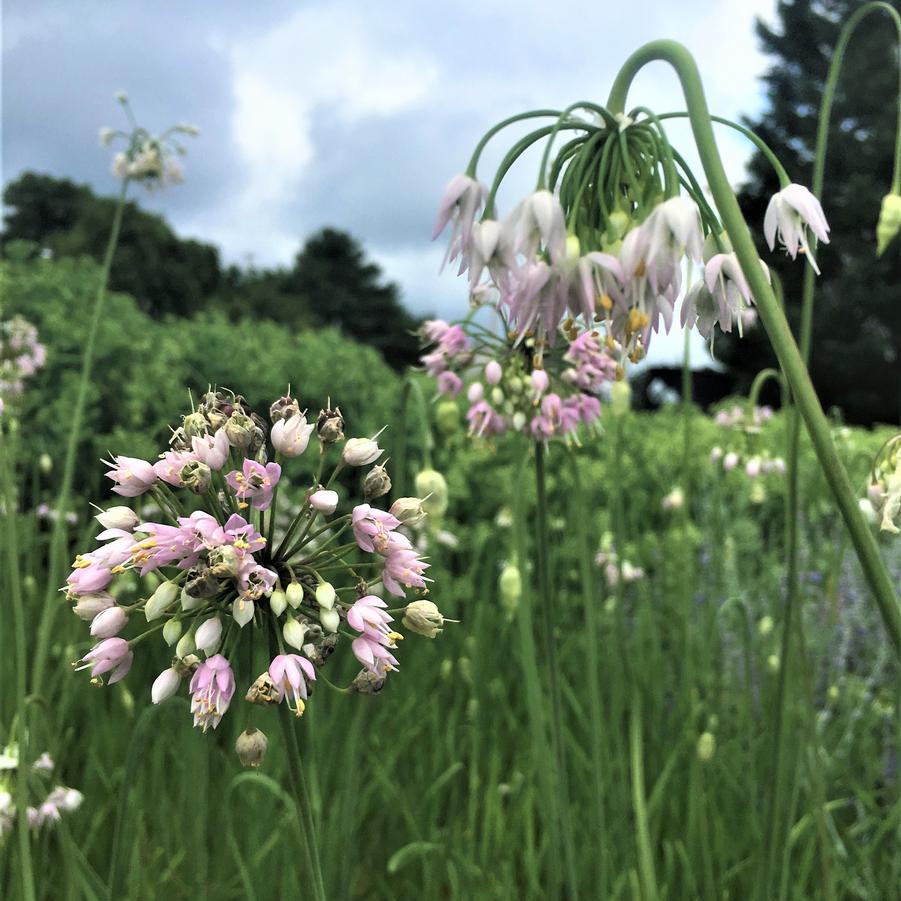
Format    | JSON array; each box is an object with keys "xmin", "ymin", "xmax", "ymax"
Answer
[
  {"xmin": 657, "ymin": 112, "xmax": 791, "ymax": 185},
  {"xmin": 32, "ymin": 178, "xmax": 130, "ymax": 689},
  {"xmin": 466, "ymin": 109, "xmax": 563, "ymax": 175},
  {"xmin": 607, "ymin": 40, "xmax": 901, "ymax": 656}
]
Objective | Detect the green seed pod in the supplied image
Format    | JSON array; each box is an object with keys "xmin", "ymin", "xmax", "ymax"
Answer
[{"xmin": 415, "ymin": 469, "xmax": 449, "ymax": 520}]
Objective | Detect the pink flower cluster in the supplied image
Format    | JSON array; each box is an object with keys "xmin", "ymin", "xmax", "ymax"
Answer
[
  {"xmin": 0, "ymin": 748, "xmax": 83, "ymax": 838},
  {"xmin": 66, "ymin": 388, "xmax": 444, "ymax": 756}
]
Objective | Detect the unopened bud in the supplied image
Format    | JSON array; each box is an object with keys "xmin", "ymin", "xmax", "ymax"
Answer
[
  {"xmin": 175, "ymin": 630, "xmax": 196, "ymax": 659},
  {"xmin": 72, "ymin": 591, "xmax": 115, "ymax": 621},
  {"xmin": 235, "ymin": 728, "xmax": 269, "ymax": 768},
  {"xmin": 162, "ymin": 619, "xmax": 183, "ymax": 646},
  {"xmin": 270, "ymin": 589, "xmax": 287, "ymax": 617},
  {"xmin": 696, "ymin": 731, "xmax": 716, "ymax": 763},
  {"xmin": 309, "ymin": 489, "xmax": 339, "ymax": 514},
  {"xmin": 319, "ymin": 608, "xmax": 340, "ymax": 633},
  {"xmin": 283, "ymin": 616, "xmax": 308, "ymax": 650},
  {"xmin": 876, "ymin": 193, "xmax": 901, "ymax": 256},
  {"xmin": 389, "ymin": 497, "xmax": 427, "ymax": 526},
  {"xmin": 145, "ymin": 581, "xmax": 179, "ymax": 621},
  {"xmin": 767, "ymin": 654, "xmax": 780, "ymax": 673},
  {"xmin": 315, "ymin": 582, "xmax": 336, "ymax": 610},
  {"xmin": 758, "ymin": 615, "xmax": 774, "ymax": 637},
  {"xmin": 343, "ymin": 437, "xmax": 382, "ymax": 466},
  {"xmin": 414, "ymin": 469, "xmax": 448, "ymax": 519},
  {"xmin": 499, "ymin": 563, "xmax": 522, "ymax": 615},
  {"xmin": 435, "ymin": 400, "xmax": 460, "ymax": 435},
  {"xmin": 285, "ymin": 583, "xmax": 304, "ymax": 609},
  {"xmin": 363, "ymin": 464, "xmax": 392, "ymax": 500},
  {"xmin": 402, "ymin": 600, "xmax": 445, "ymax": 638},
  {"xmin": 95, "ymin": 506, "xmax": 139, "ymax": 531},
  {"xmin": 39, "ymin": 453, "xmax": 53, "ymax": 473},
  {"xmin": 195, "ymin": 615, "xmax": 223, "ymax": 654},
  {"xmin": 485, "ymin": 361, "xmax": 502, "ymax": 385}
]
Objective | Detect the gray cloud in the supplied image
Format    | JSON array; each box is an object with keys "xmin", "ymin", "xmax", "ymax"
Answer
[{"xmin": 3, "ymin": 0, "xmax": 777, "ymax": 365}]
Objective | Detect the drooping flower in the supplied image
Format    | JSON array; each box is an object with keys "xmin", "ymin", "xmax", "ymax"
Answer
[
  {"xmin": 764, "ymin": 184, "xmax": 830, "ymax": 273},
  {"xmin": 268, "ymin": 654, "xmax": 317, "ymax": 715},
  {"xmin": 189, "ymin": 655, "xmax": 236, "ymax": 731},
  {"xmin": 433, "ymin": 173, "xmax": 488, "ymax": 267},
  {"xmin": 75, "ymin": 637, "xmax": 133, "ymax": 684}
]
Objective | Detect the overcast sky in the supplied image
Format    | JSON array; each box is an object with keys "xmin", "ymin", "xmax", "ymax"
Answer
[{"xmin": 2, "ymin": 0, "xmax": 778, "ymax": 366}]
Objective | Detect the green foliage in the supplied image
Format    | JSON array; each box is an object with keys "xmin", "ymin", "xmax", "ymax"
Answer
[
  {"xmin": 722, "ymin": 0, "xmax": 901, "ymax": 425},
  {"xmin": 0, "ymin": 253, "xmax": 401, "ymax": 505},
  {"xmin": 2, "ymin": 173, "xmax": 221, "ymax": 318},
  {"xmin": 3, "ymin": 175, "xmax": 423, "ymax": 370}
]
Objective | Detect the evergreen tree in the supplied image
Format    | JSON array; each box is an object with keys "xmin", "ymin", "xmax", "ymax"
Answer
[{"xmin": 721, "ymin": 0, "xmax": 900, "ymax": 424}]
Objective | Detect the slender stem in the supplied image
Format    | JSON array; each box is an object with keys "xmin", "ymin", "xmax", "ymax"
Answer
[
  {"xmin": 1, "ymin": 424, "xmax": 36, "ymax": 901},
  {"xmin": 607, "ymin": 40, "xmax": 901, "ymax": 655},
  {"xmin": 567, "ymin": 453, "xmax": 608, "ymax": 897},
  {"xmin": 269, "ymin": 623, "xmax": 327, "ymax": 901},
  {"xmin": 32, "ymin": 178, "xmax": 130, "ymax": 688},
  {"xmin": 534, "ymin": 443, "xmax": 580, "ymax": 900},
  {"xmin": 511, "ymin": 454, "xmax": 564, "ymax": 898},
  {"xmin": 629, "ymin": 688, "xmax": 660, "ymax": 901}
]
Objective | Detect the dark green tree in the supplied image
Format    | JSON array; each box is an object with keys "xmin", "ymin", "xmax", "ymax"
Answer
[
  {"xmin": 721, "ymin": 0, "xmax": 900, "ymax": 425},
  {"xmin": 2, "ymin": 172, "xmax": 221, "ymax": 318},
  {"xmin": 283, "ymin": 228, "xmax": 421, "ymax": 369}
]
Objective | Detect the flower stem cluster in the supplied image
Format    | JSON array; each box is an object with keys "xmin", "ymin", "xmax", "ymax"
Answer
[{"xmin": 432, "ymin": 103, "xmax": 829, "ymax": 371}]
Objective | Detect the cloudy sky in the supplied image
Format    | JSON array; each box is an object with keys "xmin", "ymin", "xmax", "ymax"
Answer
[{"xmin": 2, "ymin": 0, "xmax": 778, "ymax": 365}]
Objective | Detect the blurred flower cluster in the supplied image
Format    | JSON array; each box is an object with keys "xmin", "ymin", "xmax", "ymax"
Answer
[
  {"xmin": 65, "ymin": 389, "xmax": 446, "ymax": 761},
  {"xmin": 0, "ymin": 744, "xmax": 82, "ymax": 840},
  {"xmin": 420, "ymin": 318, "xmax": 617, "ymax": 443},
  {"xmin": 866, "ymin": 434, "xmax": 900, "ymax": 534},
  {"xmin": 709, "ymin": 403, "xmax": 785, "ymax": 482},
  {"xmin": 0, "ymin": 315, "xmax": 46, "ymax": 415},
  {"xmin": 101, "ymin": 91, "xmax": 197, "ymax": 190}
]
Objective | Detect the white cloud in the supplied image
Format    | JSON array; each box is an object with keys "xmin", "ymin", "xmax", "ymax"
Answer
[{"xmin": 225, "ymin": 4, "xmax": 439, "ymax": 220}]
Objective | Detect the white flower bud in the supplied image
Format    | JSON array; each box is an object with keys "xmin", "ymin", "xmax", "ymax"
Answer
[
  {"xmin": 283, "ymin": 616, "xmax": 308, "ymax": 651},
  {"xmin": 485, "ymin": 361, "xmax": 502, "ymax": 385},
  {"xmin": 95, "ymin": 506, "xmax": 139, "ymax": 531},
  {"xmin": 90, "ymin": 606, "xmax": 128, "ymax": 638},
  {"xmin": 195, "ymin": 616, "xmax": 222, "ymax": 653},
  {"xmin": 145, "ymin": 581, "xmax": 179, "ymax": 621},
  {"xmin": 342, "ymin": 437, "xmax": 383, "ymax": 466},
  {"xmin": 467, "ymin": 382, "xmax": 484, "ymax": 404},
  {"xmin": 270, "ymin": 589, "xmax": 287, "ymax": 617},
  {"xmin": 151, "ymin": 667, "xmax": 181, "ymax": 704},
  {"xmin": 309, "ymin": 489, "xmax": 338, "ymax": 514},
  {"xmin": 319, "ymin": 608, "xmax": 340, "ymax": 633},
  {"xmin": 315, "ymin": 582, "xmax": 336, "ymax": 610},
  {"xmin": 286, "ymin": 583, "xmax": 304, "ymax": 609}
]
